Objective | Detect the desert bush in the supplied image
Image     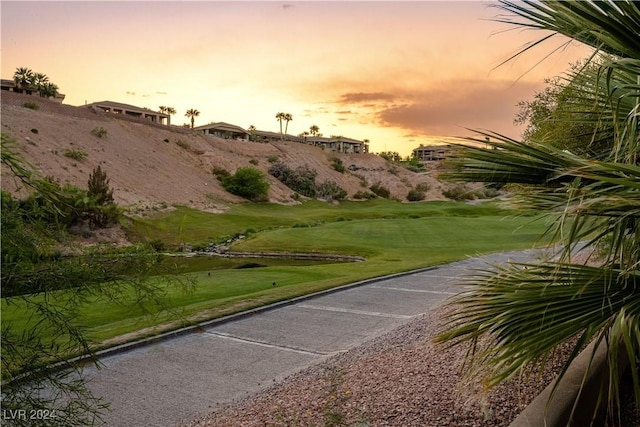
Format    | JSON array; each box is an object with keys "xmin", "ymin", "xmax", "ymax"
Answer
[
  {"xmin": 63, "ymin": 149, "xmax": 88, "ymax": 161},
  {"xmin": 91, "ymin": 127, "xmax": 108, "ymax": 138},
  {"xmin": 212, "ymin": 166, "xmax": 231, "ymax": 180},
  {"xmin": 268, "ymin": 161, "xmax": 317, "ymax": 198},
  {"xmin": 406, "ymin": 189, "xmax": 426, "ymax": 202},
  {"xmin": 220, "ymin": 167, "xmax": 270, "ymax": 201},
  {"xmin": 267, "ymin": 155, "xmax": 279, "ymax": 163},
  {"xmin": 316, "ymin": 180, "xmax": 347, "ymax": 201},
  {"xmin": 249, "ymin": 159, "xmax": 259, "ymax": 165},
  {"xmin": 352, "ymin": 190, "xmax": 377, "ymax": 200},
  {"xmin": 175, "ymin": 139, "xmax": 190, "ymax": 150},
  {"xmin": 149, "ymin": 239, "xmax": 166, "ymax": 252},
  {"xmin": 369, "ymin": 182, "xmax": 391, "ymax": 199},
  {"xmin": 443, "ymin": 184, "xmax": 475, "ymax": 201},
  {"xmin": 30, "ymin": 128, "xmax": 38, "ymax": 134},
  {"xmin": 23, "ymin": 101, "xmax": 39, "ymax": 110},
  {"xmin": 415, "ymin": 182, "xmax": 430, "ymax": 192},
  {"xmin": 330, "ymin": 158, "xmax": 346, "ymax": 173}
]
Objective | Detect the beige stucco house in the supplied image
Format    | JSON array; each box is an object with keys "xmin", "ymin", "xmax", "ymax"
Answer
[{"xmin": 83, "ymin": 101, "xmax": 170, "ymax": 125}]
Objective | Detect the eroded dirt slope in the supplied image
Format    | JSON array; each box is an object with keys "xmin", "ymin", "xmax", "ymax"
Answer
[{"xmin": 1, "ymin": 92, "xmax": 445, "ymax": 213}]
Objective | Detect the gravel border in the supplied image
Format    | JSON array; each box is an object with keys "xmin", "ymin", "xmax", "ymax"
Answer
[{"xmin": 183, "ymin": 306, "xmax": 596, "ymax": 427}]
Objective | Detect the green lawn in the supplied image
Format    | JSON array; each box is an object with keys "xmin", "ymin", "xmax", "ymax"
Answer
[
  {"xmin": 128, "ymin": 199, "xmax": 526, "ymax": 247},
  {"xmin": 2, "ymin": 200, "xmax": 550, "ymax": 351}
]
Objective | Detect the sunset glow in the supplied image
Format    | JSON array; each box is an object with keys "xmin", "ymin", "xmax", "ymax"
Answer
[{"xmin": 1, "ymin": 1, "xmax": 591, "ymax": 156}]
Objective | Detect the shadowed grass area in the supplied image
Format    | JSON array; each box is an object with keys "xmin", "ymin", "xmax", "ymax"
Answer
[
  {"xmin": 2, "ymin": 200, "xmax": 550, "ymax": 350},
  {"xmin": 127, "ymin": 199, "xmax": 527, "ymax": 247}
]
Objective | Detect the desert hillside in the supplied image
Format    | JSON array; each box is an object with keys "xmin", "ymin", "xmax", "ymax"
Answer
[{"xmin": 1, "ymin": 92, "xmax": 447, "ymax": 213}]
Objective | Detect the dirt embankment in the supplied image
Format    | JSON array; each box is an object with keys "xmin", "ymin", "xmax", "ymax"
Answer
[{"xmin": 1, "ymin": 92, "xmax": 448, "ymax": 215}]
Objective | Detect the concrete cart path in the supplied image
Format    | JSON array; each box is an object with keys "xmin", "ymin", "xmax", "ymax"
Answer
[{"xmin": 82, "ymin": 249, "xmax": 543, "ymax": 427}]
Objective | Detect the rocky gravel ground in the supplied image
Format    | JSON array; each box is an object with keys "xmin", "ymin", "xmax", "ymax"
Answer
[{"xmin": 184, "ymin": 305, "xmax": 638, "ymax": 427}]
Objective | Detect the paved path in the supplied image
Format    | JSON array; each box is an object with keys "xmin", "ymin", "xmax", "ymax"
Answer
[{"xmin": 82, "ymin": 249, "xmax": 543, "ymax": 426}]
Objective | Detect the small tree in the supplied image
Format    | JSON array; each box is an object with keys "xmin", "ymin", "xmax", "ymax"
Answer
[
  {"xmin": 369, "ymin": 182, "xmax": 390, "ymax": 199},
  {"xmin": 220, "ymin": 167, "xmax": 270, "ymax": 201},
  {"xmin": 87, "ymin": 165, "xmax": 117, "ymax": 227},
  {"xmin": 87, "ymin": 165, "xmax": 114, "ymax": 205}
]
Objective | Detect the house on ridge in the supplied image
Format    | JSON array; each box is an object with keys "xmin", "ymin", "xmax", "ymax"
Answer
[
  {"xmin": 1, "ymin": 79, "xmax": 66, "ymax": 103},
  {"xmin": 412, "ymin": 144, "xmax": 450, "ymax": 162},
  {"xmin": 83, "ymin": 101, "xmax": 170, "ymax": 125},
  {"xmin": 306, "ymin": 136, "xmax": 368, "ymax": 154},
  {"xmin": 194, "ymin": 122, "xmax": 250, "ymax": 141},
  {"xmin": 252, "ymin": 129, "xmax": 304, "ymax": 143}
]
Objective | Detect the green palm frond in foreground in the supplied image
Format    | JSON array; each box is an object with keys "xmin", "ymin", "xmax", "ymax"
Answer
[{"xmin": 436, "ymin": 1, "xmax": 639, "ymax": 424}]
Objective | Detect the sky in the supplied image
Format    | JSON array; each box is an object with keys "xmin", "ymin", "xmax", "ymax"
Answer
[{"xmin": 1, "ymin": 1, "xmax": 591, "ymax": 156}]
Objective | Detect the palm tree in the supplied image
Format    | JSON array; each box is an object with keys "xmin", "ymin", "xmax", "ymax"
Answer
[
  {"xmin": 185, "ymin": 109, "xmax": 200, "ymax": 129},
  {"xmin": 39, "ymin": 82, "xmax": 59, "ymax": 99},
  {"xmin": 436, "ymin": 1, "xmax": 640, "ymax": 423},
  {"xmin": 13, "ymin": 67, "xmax": 34, "ymax": 90},
  {"xmin": 32, "ymin": 72, "xmax": 49, "ymax": 91},
  {"xmin": 275, "ymin": 112, "xmax": 286, "ymax": 137},
  {"xmin": 283, "ymin": 113, "xmax": 292, "ymax": 135},
  {"xmin": 309, "ymin": 125, "xmax": 320, "ymax": 136},
  {"xmin": 247, "ymin": 125, "xmax": 257, "ymax": 142}
]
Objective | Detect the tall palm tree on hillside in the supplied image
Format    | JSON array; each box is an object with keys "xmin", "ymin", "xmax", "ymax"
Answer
[
  {"xmin": 185, "ymin": 108, "xmax": 200, "ymax": 129},
  {"xmin": 275, "ymin": 112, "xmax": 286, "ymax": 137},
  {"xmin": 436, "ymin": 1, "xmax": 640, "ymax": 423},
  {"xmin": 283, "ymin": 113, "xmax": 293, "ymax": 135}
]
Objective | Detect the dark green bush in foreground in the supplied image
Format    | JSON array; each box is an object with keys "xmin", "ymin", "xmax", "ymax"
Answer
[{"xmin": 219, "ymin": 167, "xmax": 270, "ymax": 201}]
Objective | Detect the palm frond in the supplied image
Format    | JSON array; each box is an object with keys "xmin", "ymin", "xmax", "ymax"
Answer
[
  {"xmin": 436, "ymin": 263, "xmax": 640, "ymax": 409},
  {"xmin": 494, "ymin": 1, "xmax": 640, "ymax": 59}
]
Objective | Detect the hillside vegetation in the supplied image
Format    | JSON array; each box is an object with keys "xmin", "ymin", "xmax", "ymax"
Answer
[{"xmin": 1, "ymin": 92, "xmax": 450, "ymax": 214}]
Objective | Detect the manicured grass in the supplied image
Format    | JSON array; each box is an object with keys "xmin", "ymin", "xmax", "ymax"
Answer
[
  {"xmin": 2, "ymin": 200, "xmax": 550, "ymax": 351},
  {"xmin": 127, "ymin": 199, "xmax": 526, "ymax": 247}
]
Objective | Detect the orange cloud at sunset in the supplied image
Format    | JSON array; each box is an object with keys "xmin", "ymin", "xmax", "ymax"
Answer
[{"xmin": 1, "ymin": 1, "xmax": 590, "ymax": 156}]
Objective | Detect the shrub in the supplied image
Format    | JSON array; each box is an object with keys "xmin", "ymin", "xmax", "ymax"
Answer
[
  {"xmin": 443, "ymin": 184, "xmax": 475, "ymax": 201},
  {"xmin": 267, "ymin": 155, "xmax": 279, "ymax": 163},
  {"xmin": 63, "ymin": 149, "xmax": 88, "ymax": 161},
  {"xmin": 369, "ymin": 182, "xmax": 391, "ymax": 199},
  {"xmin": 163, "ymin": 138, "xmax": 170, "ymax": 143},
  {"xmin": 407, "ymin": 189, "xmax": 426, "ymax": 202},
  {"xmin": 149, "ymin": 239, "xmax": 166, "ymax": 252},
  {"xmin": 220, "ymin": 167, "xmax": 270, "ymax": 201},
  {"xmin": 353, "ymin": 190, "xmax": 377, "ymax": 200},
  {"xmin": 23, "ymin": 102, "xmax": 39, "ymax": 110},
  {"xmin": 91, "ymin": 127, "xmax": 108, "ymax": 138},
  {"xmin": 316, "ymin": 180, "xmax": 347, "ymax": 201},
  {"xmin": 330, "ymin": 158, "xmax": 346, "ymax": 173},
  {"xmin": 415, "ymin": 182, "xmax": 430, "ymax": 192},
  {"xmin": 249, "ymin": 159, "xmax": 259, "ymax": 165},
  {"xmin": 268, "ymin": 161, "xmax": 317, "ymax": 197},
  {"xmin": 212, "ymin": 166, "xmax": 231, "ymax": 180},
  {"xmin": 30, "ymin": 128, "xmax": 39, "ymax": 134},
  {"xmin": 175, "ymin": 139, "xmax": 190, "ymax": 150}
]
